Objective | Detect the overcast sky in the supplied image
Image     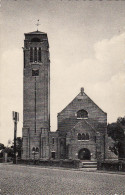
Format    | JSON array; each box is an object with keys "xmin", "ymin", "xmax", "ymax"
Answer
[{"xmin": 0, "ymin": 0, "xmax": 125, "ymax": 146}]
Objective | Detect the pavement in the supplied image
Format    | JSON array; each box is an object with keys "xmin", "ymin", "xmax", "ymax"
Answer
[
  {"xmin": 0, "ymin": 163, "xmax": 125, "ymax": 195},
  {"xmin": 4, "ymin": 162, "xmax": 125, "ymax": 175}
]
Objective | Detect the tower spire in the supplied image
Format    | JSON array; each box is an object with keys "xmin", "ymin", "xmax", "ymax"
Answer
[{"xmin": 35, "ymin": 19, "xmax": 40, "ymax": 31}]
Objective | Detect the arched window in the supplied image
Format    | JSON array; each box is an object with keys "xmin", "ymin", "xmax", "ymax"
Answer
[
  {"xmin": 81, "ymin": 133, "xmax": 85, "ymax": 140},
  {"xmin": 38, "ymin": 48, "xmax": 41, "ymax": 62},
  {"xmin": 36, "ymin": 147, "xmax": 39, "ymax": 153},
  {"xmin": 31, "ymin": 38, "xmax": 41, "ymax": 42},
  {"xmin": 32, "ymin": 147, "xmax": 35, "ymax": 152},
  {"xmin": 77, "ymin": 109, "xmax": 88, "ymax": 119},
  {"xmin": 32, "ymin": 147, "xmax": 39, "ymax": 153},
  {"xmin": 86, "ymin": 133, "xmax": 89, "ymax": 140},
  {"xmin": 30, "ymin": 47, "xmax": 33, "ymax": 62},
  {"xmin": 34, "ymin": 47, "xmax": 37, "ymax": 62},
  {"xmin": 78, "ymin": 133, "xmax": 81, "ymax": 140}
]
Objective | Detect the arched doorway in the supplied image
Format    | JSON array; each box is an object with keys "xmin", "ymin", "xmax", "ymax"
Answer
[{"xmin": 78, "ymin": 148, "xmax": 91, "ymax": 160}]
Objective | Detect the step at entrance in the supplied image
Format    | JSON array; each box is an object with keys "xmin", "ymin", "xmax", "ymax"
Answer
[{"xmin": 81, "ymin": 161, "xmax": 97, "ymax": 168}]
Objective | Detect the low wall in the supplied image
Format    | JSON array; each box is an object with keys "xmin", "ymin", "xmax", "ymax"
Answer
[
  {"xmin": 97, "ymin": 160, "xmax": 125, "ymax": 172},
  {"xmin": 18, "ymin": 159, "xmax": 80, "ymax": 168},
  {"xmin": 0, "ymin": 158, "xmax": 3, "ymax": 163}
]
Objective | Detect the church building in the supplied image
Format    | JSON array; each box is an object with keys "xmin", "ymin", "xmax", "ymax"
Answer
[{"xmin": 22, "ymin": 30, "xmax": 109, "ymax": 162}]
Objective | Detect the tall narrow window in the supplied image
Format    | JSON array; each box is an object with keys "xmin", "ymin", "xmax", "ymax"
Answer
[
  {"xmin": 78, "ymin": 133, "xmax": 81, "ymax": 140},
  {"xmin": 30, "ymin": 48, "xmax": 33, "ymax": 62},
  {"xmin": 81, "ymin": 133, "xmax": 85, "ymax": 140},
  {"xmin": 34, "ymin": 47, "xmax": 37, "ymax": 62},
  {"xmin": 32, "ymin": 147, "xmax": 35, "ymax": 152},
  {"xmin": 38, "ymin": 48, "xmax": 41, "ymax": 62},
  {"xmin": 86, "ymin": 133, "xmax": 89, "ymax": 140},
  {"xmin": 36, "ymin": 147, "xmax": 39, "ymax": 153},
  {"xmin": 52, "ymin": 138, "xmax": 54, "ymax": 145}
]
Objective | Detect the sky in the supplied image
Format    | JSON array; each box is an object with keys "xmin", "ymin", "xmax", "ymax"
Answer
[{"xmin": 0, "ymin": 0, "xmax": 125, "ymax": 146}]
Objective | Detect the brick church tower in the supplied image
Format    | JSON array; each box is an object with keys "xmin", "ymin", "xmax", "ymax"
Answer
[{"xmin": 22, "ymin": 31, "xmax": 50, "ymax": 159}]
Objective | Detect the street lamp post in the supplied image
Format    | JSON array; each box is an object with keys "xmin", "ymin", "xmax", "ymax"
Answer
[{"xmin": 12, "ymin": 111, "xmax": 19, "ymax": 164}]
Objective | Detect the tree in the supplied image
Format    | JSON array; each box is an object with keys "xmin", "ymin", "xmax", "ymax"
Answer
[
  {"xmin": 0, "ymin": 137, "xmax": 22, "ymax": 160},
  {"xmin": 107, "ymin": 116, "xmax": 125, "ymax": 159},
  {"xmin": 8, "ymin": 137, "xmax": 22, "ymax": 158},
  {"xmin": 3, "ymin": 147, "xmax": 13, "ymax": 158},
  {"xmin": 16, "ymin": 137, "xmax": 22, "ymax": 158},
  {"xmin": 0, "ymin": 143, "xmax": 5, "ymax": 158},
  {"xmin": 0, "ymin": 143, "xmax": 5, "ymax": 150},
  {"xmin": 117, "ymin": 116, "xmax": 125, "ymax": 126},
  {"xmin": 0, "ymin": 142, "xmax": 14, "ymax": 159}
]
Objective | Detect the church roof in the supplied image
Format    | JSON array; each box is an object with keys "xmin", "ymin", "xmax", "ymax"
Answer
[
  {"xmin": 58, "ymin": 118, "xmax": 97, "ymax": 133},
  {"xmin": 24, "ymin": 30, "xmax": 46, "ymax": 35},
  {"xmin": 58, "ymin": 88, "xmax": 106, "ymax": 115},
  {"xmin": 71, "ymin": 118, "xmax": 96, "ymax": 132},
  {"xmin": 58, "ymin": 118, "xmax": 81, "ymax": 132}
]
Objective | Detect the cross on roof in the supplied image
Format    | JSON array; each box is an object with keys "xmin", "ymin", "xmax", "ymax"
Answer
[{"xmin": 35, "ymin": 19, "xmax": 40, "ymax": 31}]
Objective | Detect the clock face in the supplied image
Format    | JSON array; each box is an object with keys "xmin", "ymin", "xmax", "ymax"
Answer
[{"xmin": 32, "ymin": 69, "xmax": 39, "ymax": 76}]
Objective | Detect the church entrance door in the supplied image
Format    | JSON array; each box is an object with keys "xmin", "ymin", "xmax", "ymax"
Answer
[{"xmin": 78, "ymin": 148, "xmax": 91, "ymax": 160}]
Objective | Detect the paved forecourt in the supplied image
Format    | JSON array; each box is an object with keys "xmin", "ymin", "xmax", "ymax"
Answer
[{"xmin": 0, "ymin": 164, "xmax": 125, "ymax": 195}]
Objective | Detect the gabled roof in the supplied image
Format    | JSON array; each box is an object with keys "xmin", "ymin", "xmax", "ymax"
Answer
[
  {"xmin": 58, "ymin": 89, "xmax": 106, "ymax": 115},
  {"xmin": 71, "ymin": 119, "xmax": 96, "ymax": 132},
  {"xmin": 58, "ymin": 117, "xmax": 97, "ymax": 133},
  {"xmin": 58, "ymin": 118, "xmax": 80, "ymax": 132},
  {"xmin": 24, "ymin": 30, "xmax": 46, "ymax": 35}
]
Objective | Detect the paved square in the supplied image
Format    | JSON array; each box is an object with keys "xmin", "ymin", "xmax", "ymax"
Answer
[{"xmin": 0, "ymin": 164, "xmax": 125, "ymax": 195}]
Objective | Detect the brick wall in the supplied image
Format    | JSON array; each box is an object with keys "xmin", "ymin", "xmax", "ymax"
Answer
[
  {"xmin": 58, "ymin": 91, "xmax": 107, "ymax": 128},
  {"xmin": 22, "ymin": 32, "xmax": 50, "ymax": 160},
  {"xmin": 57, "ymin": 89, "xmax": 107, "ymax": 161}
]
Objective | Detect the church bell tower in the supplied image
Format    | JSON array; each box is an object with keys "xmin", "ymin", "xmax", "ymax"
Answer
[{"xmin": 22, "ymin": 30, "xmax": 50, "ymax": 159}]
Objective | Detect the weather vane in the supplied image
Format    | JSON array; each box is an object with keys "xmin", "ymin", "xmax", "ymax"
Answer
[{"xmin": 36, "ymin": 19, "xmax": 40, "ymax": 31}]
